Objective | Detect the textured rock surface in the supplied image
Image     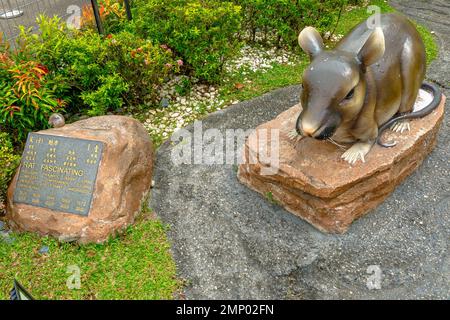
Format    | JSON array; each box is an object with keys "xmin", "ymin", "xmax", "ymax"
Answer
[
  {"xmin": 7, "ymin": 116, "xmax": 153, "ymax": 244},
  {"xmin": 151, "ymin": 0, "xmax": 449, "ymax": 299},
  {"xmin": 238, "ymin": 96, "xmax": 446, "ymax": 233}
]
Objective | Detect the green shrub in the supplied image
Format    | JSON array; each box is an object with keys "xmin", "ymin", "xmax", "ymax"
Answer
[
  {"xmin": 234, "ymin": 0, "xmax": 355, "ymax": 49},
  {"xmin": 81, "ymin": 74, "xmax": 128, "ymax": 116},
  {"xmin": 16, "ymin": 16, "xmax": 178, "ymax": 117},
  {"xmin": 103, "ymin": 31, "xmax": 180, "ymax": 106},
  {"xmin": 131, "ymin": 0, "xmax": 242, "ymax": 82},
  {"xmin": 0, "ymin": 132, "xmax": 21, "ymax": 212},
  {"xmin": 0, "ymin": 48, "xmax": 64, "ymax": 143}
]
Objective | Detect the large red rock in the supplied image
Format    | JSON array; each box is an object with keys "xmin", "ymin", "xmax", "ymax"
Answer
[
  {"xmin": 238, "ymin": 95, "xmax": 446, "ymax": 234},
  {"xmin": 6, "ymin": 116, "xmax": 153, "ymax": 243}
]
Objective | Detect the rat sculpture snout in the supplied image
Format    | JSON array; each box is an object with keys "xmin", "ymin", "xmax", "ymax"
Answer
[{"xmin": 296, "ymin": 111, "xmax": 340, "ymax": 140}]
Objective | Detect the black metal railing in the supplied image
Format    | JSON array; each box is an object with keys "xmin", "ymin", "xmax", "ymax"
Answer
[{"xmin": 0, "ymin": 0, "xmax": 132, "ymax": 43}]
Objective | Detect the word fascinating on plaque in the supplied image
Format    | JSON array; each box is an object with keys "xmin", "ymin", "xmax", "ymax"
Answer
[{"xmin": 13, "ymin": 133, "xmax": 104, "ymax": 216}]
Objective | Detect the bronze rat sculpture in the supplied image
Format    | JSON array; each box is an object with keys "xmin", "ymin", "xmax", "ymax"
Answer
[{"xmin": 292, "ymin": 13, "xmax": 442, "ymax": 164}]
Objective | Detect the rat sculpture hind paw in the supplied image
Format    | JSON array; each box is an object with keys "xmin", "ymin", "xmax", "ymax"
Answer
[{"xmin": 390, "ymin": 120, "xmax": 410, "ymax": 133}]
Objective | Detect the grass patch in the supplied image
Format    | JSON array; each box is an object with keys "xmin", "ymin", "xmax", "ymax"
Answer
[
  {"xmin": 0, "ymin": 209, "xmax": 182, "ymax": 300},
  {"xmin": 265, "ymin": 192, "xmax": 280, "ymax": 206},
  {"xmin": 220, "ymin": 60, "xmax": 308, "ymax": 103},
  {"xmin": 416, "ymin": 23, "xmax": 438, "ymax": 64}
]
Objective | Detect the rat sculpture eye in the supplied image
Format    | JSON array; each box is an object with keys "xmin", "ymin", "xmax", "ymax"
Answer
[{"xmin": 344, "ymin": 88, "xmax": 355, "ymax": 100}]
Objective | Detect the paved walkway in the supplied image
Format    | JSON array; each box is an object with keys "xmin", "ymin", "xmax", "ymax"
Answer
[{"xmin": 150, "ymin": 1, "xmax": 449, "ymax": 299}]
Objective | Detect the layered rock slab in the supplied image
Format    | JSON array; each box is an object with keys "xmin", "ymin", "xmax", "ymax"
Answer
[
  {"xmin": 7, "ymin": 116, "xmax": 153, "ymax": 243},
  {"xmin": 238, "ymin": 95, "xmax": 446, "ymax": 233}
]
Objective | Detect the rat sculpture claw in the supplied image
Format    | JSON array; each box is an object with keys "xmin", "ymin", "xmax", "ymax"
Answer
[
  {"xmin": 341, "ymin": 142, "xmax": 373, "ymax": 165},
  {"xmin": 390, "ymin": 120, "xmax": 410, "ymax": 133},
  {"xmin": 287, "ymin": 129, "xmax": 304, "ymax": 143}
]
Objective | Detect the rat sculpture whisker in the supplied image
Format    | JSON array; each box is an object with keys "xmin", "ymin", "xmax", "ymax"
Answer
[{"xmin": 326, "ymin": 138, "xmax": 347, "ymax": 151}]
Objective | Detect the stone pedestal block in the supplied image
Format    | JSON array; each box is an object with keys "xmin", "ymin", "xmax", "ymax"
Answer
[{"xmin": 238, "ymin": 94, "xmax": 446, "ymax": 233}]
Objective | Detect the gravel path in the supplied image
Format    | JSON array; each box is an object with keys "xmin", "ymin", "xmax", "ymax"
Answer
[{"xmin": 150, "ymin": 1, "xmax": 449, "ymax": 299}]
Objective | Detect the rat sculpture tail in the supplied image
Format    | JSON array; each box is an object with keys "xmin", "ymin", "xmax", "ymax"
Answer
[{"xmin": 376, "ymin": 81, "xmax": 442, "ymax": 147}]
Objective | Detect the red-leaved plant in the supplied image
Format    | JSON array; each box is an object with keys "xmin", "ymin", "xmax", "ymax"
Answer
[{"xmin": 0, "ymin": 48, "xmax": 64, "ymax": 144}]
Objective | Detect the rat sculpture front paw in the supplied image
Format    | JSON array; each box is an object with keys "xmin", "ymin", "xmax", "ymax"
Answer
[
  {"xmin": 287, "ymin": 129, "xmax": 304, "ymax": 143},
  {"xmin": 341, "ymin": 142, "xmax": 373, "ymax": 165}
]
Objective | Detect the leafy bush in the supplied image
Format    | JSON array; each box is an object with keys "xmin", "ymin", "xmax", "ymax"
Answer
[
  {"xmin": 103, "ymin": 31, "xmax": 181, "ymax": 107},
  {"xmin": 0, "ymin": 132, "xmax": 21, "ymax": 213},
  {"xmin": 80, "ymin": 74, "xmax": 128, "ymax": 116},
  {"xmin": 0, "ymin": 47, "xmax": 64, "ymax": 143},
  {"xmin": 233, "ymin": 0, "xmax": 357, "ymax": 49},
  {"xmin": 16, "ymin": 16, "xmax": 179, "ymax": 117},
  {"xmin": 131, "ymin": 0, "xmax": 242, "ymax": 82}
]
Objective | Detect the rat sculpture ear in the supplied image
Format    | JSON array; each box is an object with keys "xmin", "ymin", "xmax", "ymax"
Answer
[
  {"xmin": 357, "ymin": 27, "xmax": 385, "ymax": 67},
  {"xmin": 298, "ymin": 26, "xmax": 324, "ymax": 60}
]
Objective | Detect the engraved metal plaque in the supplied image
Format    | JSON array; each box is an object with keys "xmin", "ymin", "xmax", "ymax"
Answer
[{"xmin": 13, "ymin": 133, "xmax": 104, "ymax": 216}]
